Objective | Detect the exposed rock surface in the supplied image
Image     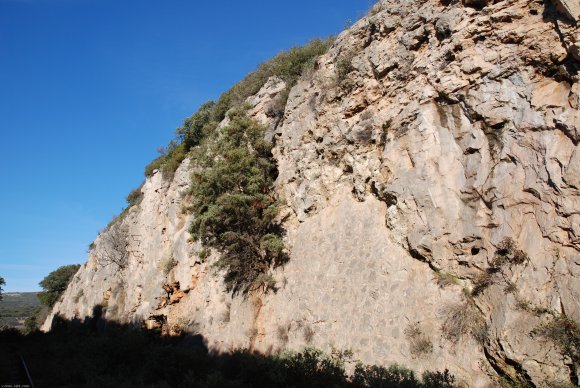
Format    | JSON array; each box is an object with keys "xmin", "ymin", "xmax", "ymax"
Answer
[{"xmin": 44, "ymin": 0, "xmax": 579, "ymax": 386}]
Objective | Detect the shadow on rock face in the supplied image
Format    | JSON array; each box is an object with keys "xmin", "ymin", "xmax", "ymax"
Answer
[{"xmin": 0, "ymin": 308, "xmax": 457, "ymax": 388}]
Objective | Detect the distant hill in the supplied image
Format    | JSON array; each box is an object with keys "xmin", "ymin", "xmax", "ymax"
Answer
[{"xmin": 0, "ymin": 292, "xmax": 40, "ymax": 329}]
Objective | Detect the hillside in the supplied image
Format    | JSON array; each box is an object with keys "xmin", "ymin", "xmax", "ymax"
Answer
[
  {"xmin": 41, "ymin": 0, "xmax": 579, "ymax": 386},
  {"xmin": 0, "ymin": 292, "xmax": 40, "ymax": 330}
]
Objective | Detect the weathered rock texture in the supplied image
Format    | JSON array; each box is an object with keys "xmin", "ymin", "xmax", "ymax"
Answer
[{"xmin": 44, "ymin": 0, "xmax": 579, "ymax": 386}]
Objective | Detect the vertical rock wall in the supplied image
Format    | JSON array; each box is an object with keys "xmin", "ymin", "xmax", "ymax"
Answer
[{"xmin": 44, "ymin": 0, "xmax": 579, "ymax": 386}]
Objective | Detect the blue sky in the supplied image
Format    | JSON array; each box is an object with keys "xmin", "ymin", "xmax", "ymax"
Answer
[{"xmin": 0, "ymin": 0, "xmax": 373, "ymax": 291}]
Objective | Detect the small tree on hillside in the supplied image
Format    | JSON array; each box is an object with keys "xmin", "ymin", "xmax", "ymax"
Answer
[
  {"xmin": 0, "ymin": 276, "xmax": 5, "ymax": 301},
  {"xmin": 38, "ymin": 264, "xmax": 80, "ymax": 307}
]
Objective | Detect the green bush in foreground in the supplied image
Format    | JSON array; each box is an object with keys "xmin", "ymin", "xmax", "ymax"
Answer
[{"xmin": 188, "ymin": 108, "xmax": 287, "ymax": 293}]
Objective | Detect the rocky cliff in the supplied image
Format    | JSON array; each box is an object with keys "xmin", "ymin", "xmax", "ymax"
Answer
[{"xmin": 43, "ymin": 0, "xmax": 579, "ymax": 386}]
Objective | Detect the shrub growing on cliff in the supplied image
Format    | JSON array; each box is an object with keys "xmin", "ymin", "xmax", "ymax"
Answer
[
  {"xmin": 143, "ymin": 38, "xmax": 332, "ymax": 181},
  {"xmin": 176, "ymin": 101, "xmax": 217, "ymax": 150},
  {"xmin": 470, "ymin": 238, "xmax": 529, "ymax": 297},
  {"xmin": 96, "ymin": 223, "xmax": 130, "ymax": 270},
  {"xmin": 38, "ymin": 264, "xmax": 81, "ymax": 307},
  {"xmin": 442, "ymin": 296, "xmax": 487, "ymax": 345},
  {"xmin": 144, "ymin": 140, "xmax": 189, "ymax": 179},
  {"xmin": 490, "ymin": 237, "xmax": 529, "ymax": 268},
  {"xmin": 126, "ymin": 183, "xmax": 144, "ymax": 207},
  {"xmin": 212, "ymin": 37, "xmax": 334, "ymax": 122},
  {"xmin": 335, "ymin": 49, "xmax": 357, "ymax": 91},
  {"xmin": 405, "ymin": 323, "xmax": 433, "ymax": 357},
  {"xmin": 188, "ymin": 107, "xmax": 288, "ymax": 293},
  {"xmin": 534, "ymin": 315, "xmax": 580, "ymax": 368}
]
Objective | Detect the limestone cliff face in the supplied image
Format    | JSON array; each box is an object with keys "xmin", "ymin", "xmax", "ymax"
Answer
[{"xmin": 43, "ymin": 0, "xmax": 579, "ymax": 386}]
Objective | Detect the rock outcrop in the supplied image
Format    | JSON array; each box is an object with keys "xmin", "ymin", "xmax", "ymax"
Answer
[{"xmin": 43, "ymin": 0, "xmax": 579, "ymax": 386}]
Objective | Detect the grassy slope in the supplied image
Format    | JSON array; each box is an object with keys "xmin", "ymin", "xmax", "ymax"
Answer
[{"xmin": 0, "ymin": 292, "xmax": 40, "ymax": 329}]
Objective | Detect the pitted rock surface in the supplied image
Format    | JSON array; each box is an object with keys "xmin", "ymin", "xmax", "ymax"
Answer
[{"xmin": 44, "ymin": 0, "xmax": 579, "ymax": 385}]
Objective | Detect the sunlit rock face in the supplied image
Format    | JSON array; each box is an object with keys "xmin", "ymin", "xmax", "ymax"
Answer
[{"xmin": 44, "ymin": 0, "xmax": 579, "ymax": 385}]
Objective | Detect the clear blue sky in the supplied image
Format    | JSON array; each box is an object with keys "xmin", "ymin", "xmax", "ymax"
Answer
[{"xmin": 0, "ymin": 0, "xmax": 373, "ymax": 291}]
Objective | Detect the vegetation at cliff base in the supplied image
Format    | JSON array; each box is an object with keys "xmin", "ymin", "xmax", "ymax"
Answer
[
  {"xmin": 37, "ymin": 264, "xmax": 80, "ymax": 307},
  {"xmin": 0, "ymin": 317, "xmax": 456, "ymax": 387}
]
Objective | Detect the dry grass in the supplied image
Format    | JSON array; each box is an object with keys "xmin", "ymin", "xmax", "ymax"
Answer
[
  {"xmin": 303, "ymin": 325, "xmax": 315, "ymax": 344},
  {"xmin": 404, "ymin": 323, "xmax": 433, "ymax": 357},
  {"xmin": 366, "ymin": 1, "xmax": 385, "ymax": 17},
  {"xmin": 533, "ymin": 315, "xmax": 580, "ymax": 366},
  {"xmin": 442, "ymin": 298, "xmax": 488, "ymax": 345},
  {"xmin": 162, "ymin": 256, "xmax": 177, "ymax": 275},
  {"xmin": 471, "ymin": 271, "xmax": 494, "ymax": 296},
  {"xmin": 277, "ymin": 323, "xmax": 291, "ymax": 345},
  {"xmin": 491, "ymin": 237, "xmax": 529, "ymax": 268},
  {"xmin": 335, "ymin": 49, "xmax": 358, "ymax": 92},
  {"xmin": 433, "ymin": 270, "xmax": 461, "ymax": 288},
  {"xmin": 513, "ymin": 295, "xmax": 551, "ymax": 315}
]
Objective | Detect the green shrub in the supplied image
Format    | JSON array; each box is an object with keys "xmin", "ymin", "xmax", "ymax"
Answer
[
  {"xmin": 160, "ymin": 141, "xmax": 187, "ymax": 179},
  {"xmin": 212, "ymin": 37, "xmax": 333, "ymax": 122},
  {"xmin": 126, "ymin": 184, "xmax": 144, "ymax": 207},
  {"xmin": 144, "ymin": 154, "xmax": 166, "ymax": 177},
  {"xmin": 176, "ymin": 101, "xmax": 217, "ymax": 150},
  {"xmin": 188, "ymin": 108, "xmax": 288, "ymax": 293},
  {"xmin": 421, "ymin": 370, "xmax": 456, "ymax": 388},
  {"xmin": 143, "ymin": 37, "xmax": 332, "ymax": 184},
  {"xmin": 23, "ymin": 313, "xmax": 39, "ymax": 334},
  {"xmin": 335, "ymin": 49, "xmax": 357, "ymax": 91},
  {"xmin": 352, "ymin": 363, "xmax": 455, "ymax": 388},
  {"xmin": 198, "ymin": 247, "xmax": 210, "ymax": 261},
  {"xmin": 144, "ymin": 140, "xmax": 189, "ymax": 179},
  {"xmin": 37, "ymin": 265, "xmax": 81, "ymax": 307}
]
